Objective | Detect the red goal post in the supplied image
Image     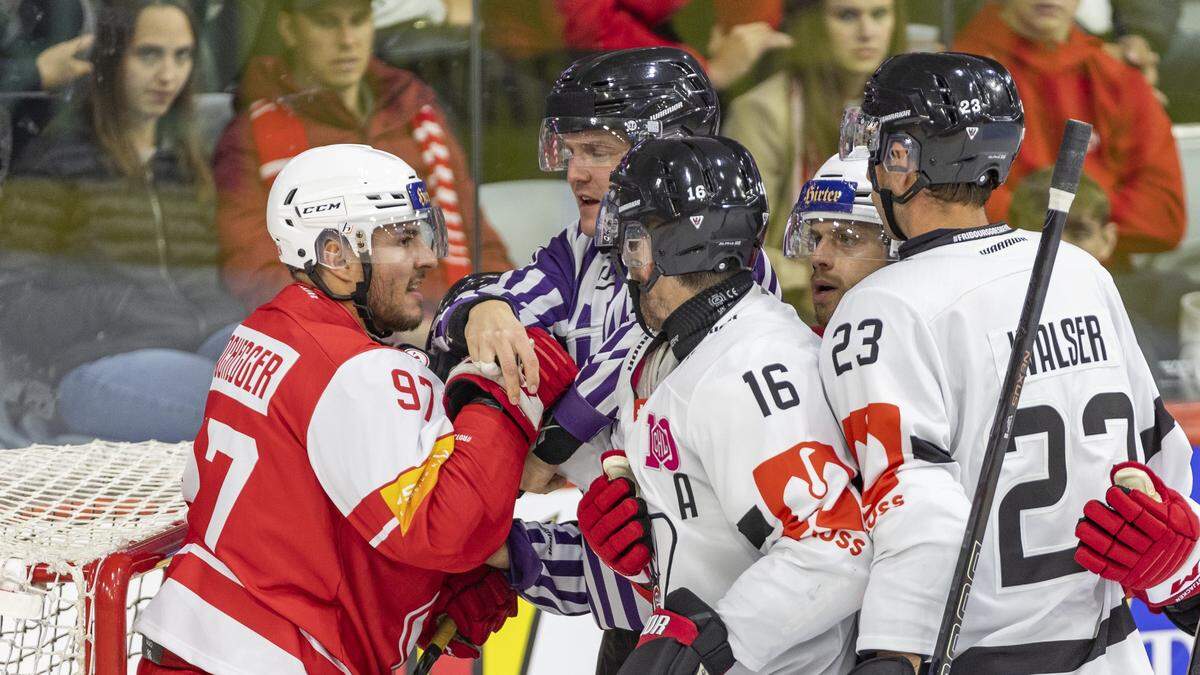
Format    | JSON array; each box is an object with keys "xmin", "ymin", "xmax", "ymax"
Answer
[{"xmin": 0, "ymin": 441, "xmax": 190, "ymax": 674}]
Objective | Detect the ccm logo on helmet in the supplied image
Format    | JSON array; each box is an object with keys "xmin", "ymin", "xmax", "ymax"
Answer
[{"xmin": 297, "ymin": 198, "xmax": 347, "ymax": 218}]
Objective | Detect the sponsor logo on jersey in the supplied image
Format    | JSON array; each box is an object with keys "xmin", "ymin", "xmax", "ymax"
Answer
[
  {"xmin": 211, "ymin": 325, "xmax": 299, "ymax": 414},
  {"xmin": 379, "ymin": 434, "xmax": 454, "ymax": 535},
  {"xmin": 966, "ymin": 126, "xmax": 979, "ymax": 140},
  {"xmin": 690, "ymin": 215, "xmax": 704, "ymax": 229},
  {"xmin": 645, "ymin": 413, "xmax": 680, "ymax": 471},
  {"xmin": 752, "ymin": 441, "xmax": 865, "ymax": 541},
  {"xmin": 297, "ymin": 197, "xmax": 347, "ymax": 218}
]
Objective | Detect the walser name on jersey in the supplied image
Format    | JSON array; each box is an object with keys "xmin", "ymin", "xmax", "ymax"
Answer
[{"xmin": 989, "ymin": 313, "xmax": 1115, "ymax": 380}]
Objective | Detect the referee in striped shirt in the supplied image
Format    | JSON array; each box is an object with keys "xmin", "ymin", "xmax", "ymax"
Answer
[{"xmin": 430, "ymin": 47, "xmax": 779, "ymax": 673}]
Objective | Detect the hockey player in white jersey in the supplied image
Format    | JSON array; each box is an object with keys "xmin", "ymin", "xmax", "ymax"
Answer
[
  {"xmin": 574, "ymin": 135, "xmax": 871, "ymax": 675},
  {"xmin": 822, "ymin": 52, "xmax": 1196, "ymax": 674}
]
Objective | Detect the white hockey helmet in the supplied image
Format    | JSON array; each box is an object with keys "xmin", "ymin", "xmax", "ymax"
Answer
[
  {"xmin": 783, "ymin": 147, "xmax": 896, "ymax": 261},
  {"xmin": 266, "ymin": 144, "xmax": 448, "ymax": 272}
]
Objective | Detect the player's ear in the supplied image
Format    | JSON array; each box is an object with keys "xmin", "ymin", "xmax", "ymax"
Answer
[
  {"xmin": 1098, "ymin": 221, "xmax": 1118, "ymax": 264},
  {"xmin": 278, "ymin": 11, "xmax": 298, "ymax": 51}
]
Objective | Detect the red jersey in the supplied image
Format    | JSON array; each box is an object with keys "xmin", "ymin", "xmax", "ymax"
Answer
[{"xmin": 135, "ymin": 284, "xmax": 523, "ymax": 674}]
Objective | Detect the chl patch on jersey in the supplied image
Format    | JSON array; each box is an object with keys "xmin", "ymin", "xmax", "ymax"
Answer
[
  {"xmin": 645, "ymin": 413, "xmax": 680, "ymax": 471},
  {"xmin": 986, "ymin": 312, "xmax": 1121, "ymax": 386},
  {"xmin": 400, "ymin": 346, "xmax": 430, "ymax": 367},
  {"xmin": 211, "ymin": 325, "xmax": 299, "ymax": 414}
]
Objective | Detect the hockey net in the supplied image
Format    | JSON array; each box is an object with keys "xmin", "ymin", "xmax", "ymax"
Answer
[{"xmin": 0, "ymin": 441, "xmax": 190, "ymax": 674}]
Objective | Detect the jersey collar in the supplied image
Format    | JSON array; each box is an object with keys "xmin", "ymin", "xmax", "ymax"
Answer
[
  {"xmin": 661, "ymin": 271, "xmax": 754, "ymax": 361},
  {"xmin": 898, "ymin": 222, "xmax": 1014, "ymax": 260}
]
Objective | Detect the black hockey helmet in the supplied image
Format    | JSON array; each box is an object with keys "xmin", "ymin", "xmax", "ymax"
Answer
[
  {"xmin": 840, "ymin": 51, "xmax": 1024, "ymax": 238},
  {"xmin": 539, "ymin": 47, "xmax": 720, "ymax": 173},
  {"xmin": 604, "ymin": 136, "xmax": 766, "ymax": 327}
]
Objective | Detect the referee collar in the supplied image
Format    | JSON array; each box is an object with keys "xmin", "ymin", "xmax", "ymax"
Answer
[{"xmin": 898, "ymin": 222, "xmax": 1014, "ymax": 260}]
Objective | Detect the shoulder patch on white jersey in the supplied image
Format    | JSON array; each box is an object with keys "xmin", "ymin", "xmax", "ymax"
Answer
[
  {"xmin": 986, "ymin": 312, "xmax": 1122, "ymax": 385},
  {"xmin": 211, "ymin": 325, "xmax": 299, "ymax": 414}
]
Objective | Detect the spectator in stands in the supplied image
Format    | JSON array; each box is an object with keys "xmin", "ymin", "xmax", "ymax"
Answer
[
  {"xmin": 903, "ymin": 0, "xmax": 1180, "ymax": 97},
  {"xmin": 214, "ymin": 0, "xmax": 512, "ymax": 323},
  {"xmin": 724, "ymin": 0, "xmax": 905, "ymax": 319},
  {"xmin": 1008, "ymin": 168, "xmax": 1197, "ymax": 383},
  {"xmin": 0, "ymin": 0, "xmax": 244, "ymax": 443},
  {"xmin": 554, "ymin": 0, "xmax": 794, "ymax": 90},
  {"xmin": 954, "ymin": 0, "xmax": 1186, "ymax": 267}
]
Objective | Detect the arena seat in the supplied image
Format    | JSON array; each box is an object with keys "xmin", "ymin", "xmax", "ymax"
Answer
[{"xmin": 195, "ymin": 92, "xmax": 236, "ymax": 156}]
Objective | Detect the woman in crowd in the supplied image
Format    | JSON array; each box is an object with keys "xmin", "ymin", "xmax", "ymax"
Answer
[
  {"xmin": 0, "ymin": 0, "xmax": 243, "ymax": 443},
  {"xmin": 725, "ymin": 0, "xmax": 905, "ymax": 318}
]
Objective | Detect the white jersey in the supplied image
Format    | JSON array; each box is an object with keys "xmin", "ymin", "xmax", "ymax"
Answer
[
  {"xmin": 820, "ymin": 224, "xmax": 1194, "ymax": 674},
  {"xmin": 613, "ymin": 288, "xmax": 871, "ymax": 674}
]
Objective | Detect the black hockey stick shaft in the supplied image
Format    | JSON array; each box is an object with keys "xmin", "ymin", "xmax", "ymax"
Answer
[{"xmin": 928, "ymin": 119, "xmax": 1093, "ymax": 675}]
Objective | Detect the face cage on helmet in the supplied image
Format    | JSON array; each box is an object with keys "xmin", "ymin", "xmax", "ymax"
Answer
[
  {"xmin": 538, "ymin": 117, "xmax": 666, "ymax": 172},
  {"xmin": 783, "ymin": 214, "xmax": 896, "ymax": 262},
  {"xmin": 839, "ymin": 107, "xmax": 922, "ymax": 175},
  {"xmin": 323, "ymin": 208, "xmax": 449, "ymax": 268}
]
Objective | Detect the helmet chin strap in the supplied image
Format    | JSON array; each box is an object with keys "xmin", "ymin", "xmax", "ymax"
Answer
[
  {"xmin": 868, "ymin": 162, "xmax": 928, "ymax": 242},
  {"xmin": 628, "ymin": 265, "xmax": 664, "ymax": 336},
  {"xmin": 305, "ymin": 255, "xmax": 394, "ymax": 340}
]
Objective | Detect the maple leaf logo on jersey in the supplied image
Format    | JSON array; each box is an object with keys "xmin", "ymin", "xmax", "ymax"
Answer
[{"xmin": 644, "ymin": 413, "xmax": 680, "ymax": 471}]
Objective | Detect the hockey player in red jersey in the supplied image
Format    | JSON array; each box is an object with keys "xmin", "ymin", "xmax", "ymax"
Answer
[{"xmin": 134, "ymin": 144, "xmax": 578, "ymax": 674}]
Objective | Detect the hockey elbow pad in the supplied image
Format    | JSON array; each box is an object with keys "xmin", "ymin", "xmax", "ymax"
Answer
[
  {"xmin": 531, "ymin": 413, "xmax": 584, "ymax": 465},
  {"xmin": 444, "ymin": 328, "xmax": 578, "ymax": 442},
  {"xmin": 617, "ymin": 588, "xmax": 735, "ymax": 675}
]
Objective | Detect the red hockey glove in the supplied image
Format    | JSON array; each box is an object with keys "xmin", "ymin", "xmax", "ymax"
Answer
[
  {"xmin": 1075, "ymin": 461, "xmax": 1200, "ymax": 607},
  {"xmin": 444, "ymin": 328, "xmax": 578, "ymax": 442},
  {"xmin": 419, "ymin": 567, "xmax": 518, "ymax": 659},
  {"xmin": 578, "ymin": 473, "xmax": 653, "ymax": 578},
  {"xmin": 617, "ymin": 588, "xmax": 736, "ymax": 675}
]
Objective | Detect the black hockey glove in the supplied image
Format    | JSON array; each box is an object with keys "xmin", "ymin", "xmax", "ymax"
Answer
[
  {"xmin": 849, "ymin": 654, "xmax": 919, "ymax": 674},
  {"xmin": 617, "ymin": 588, "xmax": 735, "ymax": 675}
]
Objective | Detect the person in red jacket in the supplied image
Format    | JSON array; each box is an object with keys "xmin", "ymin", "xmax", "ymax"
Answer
[
  {"xmin": 134, "ymin": 144, "xmax": 576, "ymax": 674},
  {"xmin": 555, "ymin": 0, "xmax": 793, "ymax": 89},
  {"xmin": 954, "ymin": 0, "xmax": 1186, "ymax": 266},
  {"xmin": 213, "ymin": 0, "xmax": 513, "ymax": 320}
]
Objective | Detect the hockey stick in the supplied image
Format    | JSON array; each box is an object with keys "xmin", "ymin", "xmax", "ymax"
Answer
[
  {"xmin": 927, "ymin": 119, "xmax": 1093, "ymax": 675},
  {"xmin": 413, "ymin": 616, "xmax": 457, "ymax": 675}
]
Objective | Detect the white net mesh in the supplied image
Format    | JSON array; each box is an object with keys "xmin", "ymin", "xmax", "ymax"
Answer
[{"xmin": 0, "ymin": 441, "xmax": 190, "ymax": 674}]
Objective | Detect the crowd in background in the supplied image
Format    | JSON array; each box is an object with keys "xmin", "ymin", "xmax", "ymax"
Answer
[{"xmin": 0, "ymin": 0, "xmax": 1198, "ymax": 447}]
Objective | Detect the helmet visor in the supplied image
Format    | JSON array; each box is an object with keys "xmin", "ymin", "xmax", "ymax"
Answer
[
  {"xmin": 620, "ymin": 222, "xmax": 653, "ymax": 272},
  {"xmin": 879, "ymin": 133, "xmax": 921, "ymax": 174},
  {"xmin": 595, "ymin": 186, "xmax": 641, "ymax": 249},
  {"xmin": 784, "ymin": 213, "xmax": 896, "ymax": 261},
  {"xmin": 839, "ymin": 106, "xmax": 882, "ymax": 160},
  {"xmin": 365, "ymin": 208, "xmax": 449, "ymax": 260},
  {"xmin": 538, "ymin": 118, "xmax": 655, "ymax": 172}
]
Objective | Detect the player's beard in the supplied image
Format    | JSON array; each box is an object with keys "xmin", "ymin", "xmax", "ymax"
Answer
[{"xmin": 366, "ymin": 268, "xmax": 425, "ymax": 334}]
